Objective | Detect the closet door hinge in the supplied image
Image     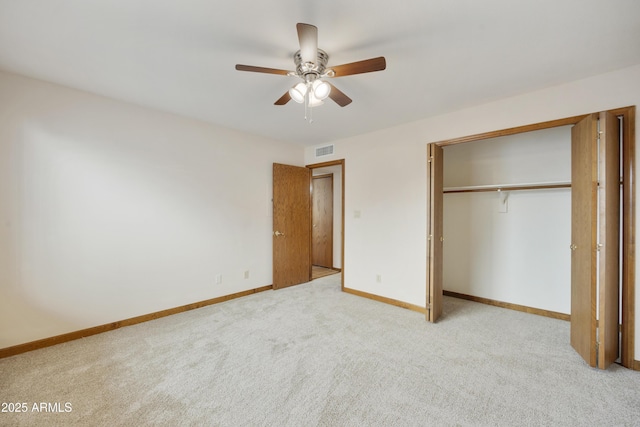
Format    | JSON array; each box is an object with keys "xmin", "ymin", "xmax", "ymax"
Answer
[{"xmin": 427, "ymin": 156, "xmax": 433, "ymax": 163}]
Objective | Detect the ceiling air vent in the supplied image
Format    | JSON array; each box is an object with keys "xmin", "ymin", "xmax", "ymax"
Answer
[{"xmin": 315, "ymin": 144, "xmax": 334, "ymax": 157}]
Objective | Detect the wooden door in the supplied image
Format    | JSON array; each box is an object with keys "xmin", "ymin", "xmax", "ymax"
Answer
[
  {"xmin": 273, "ymin": 163, "xmax": 311, "ymax": 289},
  {"xmin": 312, "ymin": 174, "xmax": 333, "ymax": 268},
  {"xmin": 597, "ymin": 111, "xmax": 620, "ymax": 369},
  {"xmin": 570, "ymin": 113, "xmax": 620, "ymax": 369},
  {"xmin": 570, "ymin": 113, "xmax": 598, "ymax": 367},
  {"xmin": 427, "ymin": 144, "xmax": 444, "ymax": 322}
]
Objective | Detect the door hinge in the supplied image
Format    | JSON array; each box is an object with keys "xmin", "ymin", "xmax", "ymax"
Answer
[
  {"xmin": 428, "ymin": 234, "xmax": 432, "ymax": 241},
  {"xmin": 427, "ymin": 156, "xmax": 433, "ymax": 163}
]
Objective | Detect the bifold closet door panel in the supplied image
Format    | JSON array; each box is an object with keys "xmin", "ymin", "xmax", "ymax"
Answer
[
  {"xmin": 570, "ymin": 113, "xmax": 598, "ymax": 367},
  {"xmin": 597, "ymin": 111, "xmax": 620, "ymax": 369},
  {"xmin": 427, "ymin": 143, "xmax": 443, "ymax": 322},
  {"xmin": 569, "ymin": 112, "xmax": 621, "ymax": 369}
]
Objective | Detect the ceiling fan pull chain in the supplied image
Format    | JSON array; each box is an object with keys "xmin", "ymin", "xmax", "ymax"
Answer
[
  {"xmin": 308, "ymin": 88, "xmax": 315, "ymax": 123},
  {"xmin": 305, "ymin": 81, "xmax": 315, "ymax": 123},
  {"xmin": 304, "ymin": 90, "xmax": 308, "ymax": 120}
]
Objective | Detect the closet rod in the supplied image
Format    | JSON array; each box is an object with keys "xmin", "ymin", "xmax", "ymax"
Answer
[{"xmin": 443, "ymin": 181, "xmax": 572, "ymax": 194}]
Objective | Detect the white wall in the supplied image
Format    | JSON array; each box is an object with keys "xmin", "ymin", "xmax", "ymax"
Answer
[
  {"xmin": 304, "ymin": 64, "xmax": 640, "ymax": 358},
  {"xmin": 309, "ymin": 135, "xmax": 430, "ymax": 306},
  {"xmin": 0, "ymin": 71, "xmax": 303, "ymax": 348},
  {"xmin": 443, "ymin": 127, "xmax": 572, "ymax": 314}
]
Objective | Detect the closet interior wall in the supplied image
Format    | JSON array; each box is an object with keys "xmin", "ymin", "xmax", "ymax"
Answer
[{"xmin": 442, "ymin": 126, "xmax": 573, "ymax": 315}]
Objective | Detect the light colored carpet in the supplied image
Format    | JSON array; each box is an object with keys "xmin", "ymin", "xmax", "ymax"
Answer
[{"xmin": 1, "ymin": 274, "xmax": 639, "ymax": 426}]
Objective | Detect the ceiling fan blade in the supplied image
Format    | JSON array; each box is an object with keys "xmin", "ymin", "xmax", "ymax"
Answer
[
  {"xmin": 235, "ymin": 64, "xmax": 290, "ymax": 76},
  {"xmin": 274, "ymin": 91, "xmax": 291, "ymax": 105},
  {"xmin": 327, "ymin": 83, "xmax": 352, "ymax": 107},
  {"xmin": 297, "ymin": 23, "xmax": 318, "ymax": 64},
  {"xmin": 329, "ymin": 57, "xmax": 386, "ymax": 77}
]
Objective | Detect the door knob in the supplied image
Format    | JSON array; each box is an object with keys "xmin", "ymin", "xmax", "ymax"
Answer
[{"xmin": 274, "ymin": 231, "xmax": 285, "ymax": 237}]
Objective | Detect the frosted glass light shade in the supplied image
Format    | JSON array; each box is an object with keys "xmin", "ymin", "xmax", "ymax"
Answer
[
  {"xmin": 289, "ymin": 82, "xmax": 307, "ymax": 103},
  {"xmin": 308, "ymin": 92, "xmax": 324, "ymax": 107},
  {"xmin": 312, "ymin": 80, "xmax": 331, "ymax": 100}
]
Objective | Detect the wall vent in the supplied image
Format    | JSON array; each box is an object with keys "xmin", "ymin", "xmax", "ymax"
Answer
[{"xmin": 315, "ymin": 144, "xmax": 334, "ymax": 157}]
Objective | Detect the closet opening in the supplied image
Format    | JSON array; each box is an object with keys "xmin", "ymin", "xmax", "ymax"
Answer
[
  {"xmin": 442, "ymin": 125, "xmax": 573, "ymax": 321},
  {"xmin": 426, "ymin": 107, "xmax": 635, "ymax": 369}
]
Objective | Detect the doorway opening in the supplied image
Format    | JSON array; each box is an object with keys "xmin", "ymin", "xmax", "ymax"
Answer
[
  {"xmin": 307, "ymin": 160, "xmax": 345, "ymax": 288},
  {"xmin": 311, "ymin": 173, "xmax": 335, "ymax": 275}
]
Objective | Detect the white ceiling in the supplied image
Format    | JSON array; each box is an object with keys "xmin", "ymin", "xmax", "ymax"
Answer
[{"xmin": 1, "ymin": 0, "xmax": 639, "ymax": 146}]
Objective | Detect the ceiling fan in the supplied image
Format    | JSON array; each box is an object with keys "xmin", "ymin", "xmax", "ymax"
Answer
[{"xmin": 235, "ymin": 23, "xmax": 386, "ymax": 119}]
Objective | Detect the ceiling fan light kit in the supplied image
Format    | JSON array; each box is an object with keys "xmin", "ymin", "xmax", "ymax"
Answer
[
  {"xmin": 289, "ymin": 78, "xmax": 330, "ymax": 104},
  {"xmin": 312, "ymin": 80, "xmax": 331, "ymax": 100},
  {"xmin": 289, "ymin": 82, "xmax": 307, "ymax": 103},
  {"xmin": 235, "ymin": 23, "xmax": 386, "ymax": 122}
]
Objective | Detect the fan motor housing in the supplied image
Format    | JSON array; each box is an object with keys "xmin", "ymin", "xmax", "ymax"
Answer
[{"xmin": 294, "ymin": 49, "xmax": 329, "ymax": 81}]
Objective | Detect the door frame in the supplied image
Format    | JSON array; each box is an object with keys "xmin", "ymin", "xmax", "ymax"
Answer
[
  {"xmin": 306, "ymin": 159, "xmax": 346, "ymax": 290},
  {"xmin": 311, "ymin": 173, "xmax": 334, "ymax": 268},
  {"xmin": 426, "ymin": 106, "xmax": 635, "ymax": 369}
]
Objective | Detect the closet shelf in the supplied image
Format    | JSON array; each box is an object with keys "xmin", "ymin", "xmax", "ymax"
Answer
[{"xmin": 443, "ymin": 181, "xmax": 571, "ymax": 194}]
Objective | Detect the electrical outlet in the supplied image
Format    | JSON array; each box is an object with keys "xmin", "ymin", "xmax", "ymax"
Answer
[
  {"xmin": 244, "ymin": 270, "xmax": 250, "ymax": 279},
  {"xmin": 376, "ymin": 274, "xmax": 382, "ymax": 283},
  {"xmin": 215, "ymin": 274, "xmax": 222, "ymax": 285}
]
